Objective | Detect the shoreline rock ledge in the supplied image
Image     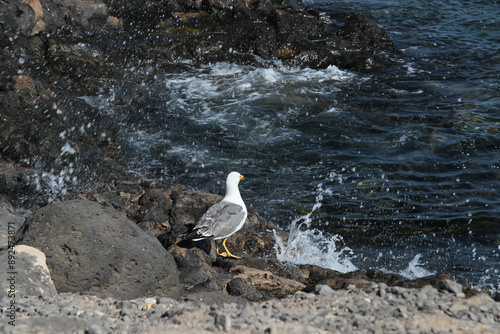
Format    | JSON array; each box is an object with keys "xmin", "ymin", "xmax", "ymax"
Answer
[{"xmin": 106, "ymin": 0, "xmax": 397, "ymax": 70}]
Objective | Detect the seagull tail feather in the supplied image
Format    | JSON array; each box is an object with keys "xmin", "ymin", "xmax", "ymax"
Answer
[{"xmin": 183, "ymin": 228, "xmax": 212, "ymax": 241}]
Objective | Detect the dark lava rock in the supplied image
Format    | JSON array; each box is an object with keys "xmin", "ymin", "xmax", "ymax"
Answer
[
  {"xmin": 134, "ymin": 187, "xmax": 173, "ymax": 224},
  {"xmin": 106, "ymin": 0, "xmax": 396, "ymax": 70},
  {"xmin": 0, "ymin": 196, "xmax": 27, "ymax": 249},
  {"xmin": 226, "ymin": 277, "xmax": 264, "ymax": 301},
  {"xmin": 0, "ymin": 163, "xmax": 39, "ymax": 210},
  {"xmin": 170, "ymin": 188, "xmax": 222, "ymax": 228},
  {"xmin": 15, "ymin": 199, "xmax": 181, "ymax": 299},
  {"xmin": 0, "ymin": 0, "xmax": 128, "ymax": 210},
  {"xmin": 169, "ymin": 245, "xmax": 232, "ymax": 292},
  {"xmin": 0, "ymin": 1, "xmax": 37, "ymax": 39}
]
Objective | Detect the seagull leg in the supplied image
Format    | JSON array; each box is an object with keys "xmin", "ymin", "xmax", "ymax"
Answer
[
  {"xmin": 221, "ymin": 239, "xmax": 241, "ymax": 259},
  {"xmin": 216, "ymin": 240, "xmax": 228, "ymax": 257}
]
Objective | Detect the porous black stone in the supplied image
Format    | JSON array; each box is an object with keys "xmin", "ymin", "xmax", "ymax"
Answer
[{"xmin": 15, "ymin": 199, "xmax": 181, "ymax": 299}]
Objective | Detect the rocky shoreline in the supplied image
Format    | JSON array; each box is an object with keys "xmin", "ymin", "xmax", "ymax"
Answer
[{"xmin": 1, "ymin": 0, "xmax": 500, "ymax": 333}]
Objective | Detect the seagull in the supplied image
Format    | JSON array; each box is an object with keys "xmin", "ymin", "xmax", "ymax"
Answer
[{"xmin": 184, "ymin": 171, "xmax": 248, "ymax": 259}]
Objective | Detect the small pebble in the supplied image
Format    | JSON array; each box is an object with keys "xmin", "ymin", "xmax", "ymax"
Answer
[{"xmin": 215, "ymin": 313, "xmax": 231, "ymax": 332}]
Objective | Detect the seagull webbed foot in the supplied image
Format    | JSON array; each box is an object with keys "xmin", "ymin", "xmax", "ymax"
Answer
[{"xmin": 216, "ymin": 240, "xmax": 241, "ymax": 259}]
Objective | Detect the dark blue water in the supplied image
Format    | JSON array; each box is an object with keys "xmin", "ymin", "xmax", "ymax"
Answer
[
  {"xmin": 85, "ymin": 0, "xmax": 500, "ymax": 292},
  {"xmin": 304, "ymin": 0, "xmax": 500, "ymax": 289}
]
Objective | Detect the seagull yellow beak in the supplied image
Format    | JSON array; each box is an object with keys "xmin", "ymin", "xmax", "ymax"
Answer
[{"xmin": 240, "ymin": 175, "xmax": 244, "ymax": 180}]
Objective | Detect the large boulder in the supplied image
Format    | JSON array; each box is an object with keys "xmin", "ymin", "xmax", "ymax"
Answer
[{"xmin": 15, "ymin": 199, "xmax": 181, "ymax": 299}]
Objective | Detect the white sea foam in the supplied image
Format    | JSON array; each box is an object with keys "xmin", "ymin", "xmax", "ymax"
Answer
[
  {"xmin": 160, "ymin": 61, "xmax": 354, "ymax": 146},
  {"xmin": 30, "ymin": 166, "xmax": 77, "ymax": 202},
  {"xmin": 274, "ymin": 228, "xmax": 358, "ymax": 273},
  {"xmin": 29, "ymin": 142, "xmax": 78, "ymax": 200},
  {"xmin": 80, "ymin": 61, "xmax": 356, "ymax": 181},
  {"xmin": 210, "ymin": 62, "xmax": 245, "ymax": 76},
  {"xmin": 273, "ymin": 176, "xmax": 435, "ymax": 278}
]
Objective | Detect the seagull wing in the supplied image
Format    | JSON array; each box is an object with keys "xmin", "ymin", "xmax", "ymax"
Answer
[{"xmin": 192, "ymin": 201, "xmax": 245, "ymax": 240}]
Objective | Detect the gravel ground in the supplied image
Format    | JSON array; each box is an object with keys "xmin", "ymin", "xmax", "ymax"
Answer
[{"xmin": 1, "ymin": 283, "xmax": 500, "ymax": 334}]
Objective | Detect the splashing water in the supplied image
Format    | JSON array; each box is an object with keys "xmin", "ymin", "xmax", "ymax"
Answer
[
  {"xmin": 274, "ymin": 181, "xmax": 435, "ymax": 278},
  {"xmin": 397, "ymin": 254, "xmax": 435, "ymax": 280},
  {"xmin": 274, "ymin": 183, "xmax": 358, "ymax": 273},
  {"xmin": 372, "ymin": 253, "xmax": 435, "ymax": 280},
  {"xmin": 26, "ymin": 142, "xmax": 80, "ymax": 202},
  {"xmin": 30, "ymin": 167, "xmax": 77, "ymax": 202}
]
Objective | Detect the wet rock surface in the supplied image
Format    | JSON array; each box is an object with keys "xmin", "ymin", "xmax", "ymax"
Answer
[{"xmin": 108, "ymin": 0, "xmax": 396, "ymax": 70}]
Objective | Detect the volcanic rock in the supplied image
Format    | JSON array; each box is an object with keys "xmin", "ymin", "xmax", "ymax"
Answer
[
  {"xmin": 226, "ymin": 277, "xmax": 264, "ymax": 301},
  {"xmin": 229, "ymin": 265, "xmax": 306, "ymax": 298},
  {"xmin": 15, "ymin": 199, "xmax": 181, "ymax": 299},
  {"xmin": 105, "ymin": 0, "xmax": 396, "ymax": 69},
  {"xmin": 169, "ymin": 244, "xmax": 232, "ymax": 292},
  {"xmin": 0, "ymin": 1, "xmax": 37, "ymax": 39}
]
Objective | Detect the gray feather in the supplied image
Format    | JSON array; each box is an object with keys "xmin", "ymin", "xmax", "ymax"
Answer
[{"xmin": 191, "ymin": 201, "xmax": 245, "ymax": 240}]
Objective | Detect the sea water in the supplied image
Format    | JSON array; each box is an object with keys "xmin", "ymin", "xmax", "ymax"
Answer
[{"xmin": 82, "ymin": 0, "xmax": 500, "ymax": 293}]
